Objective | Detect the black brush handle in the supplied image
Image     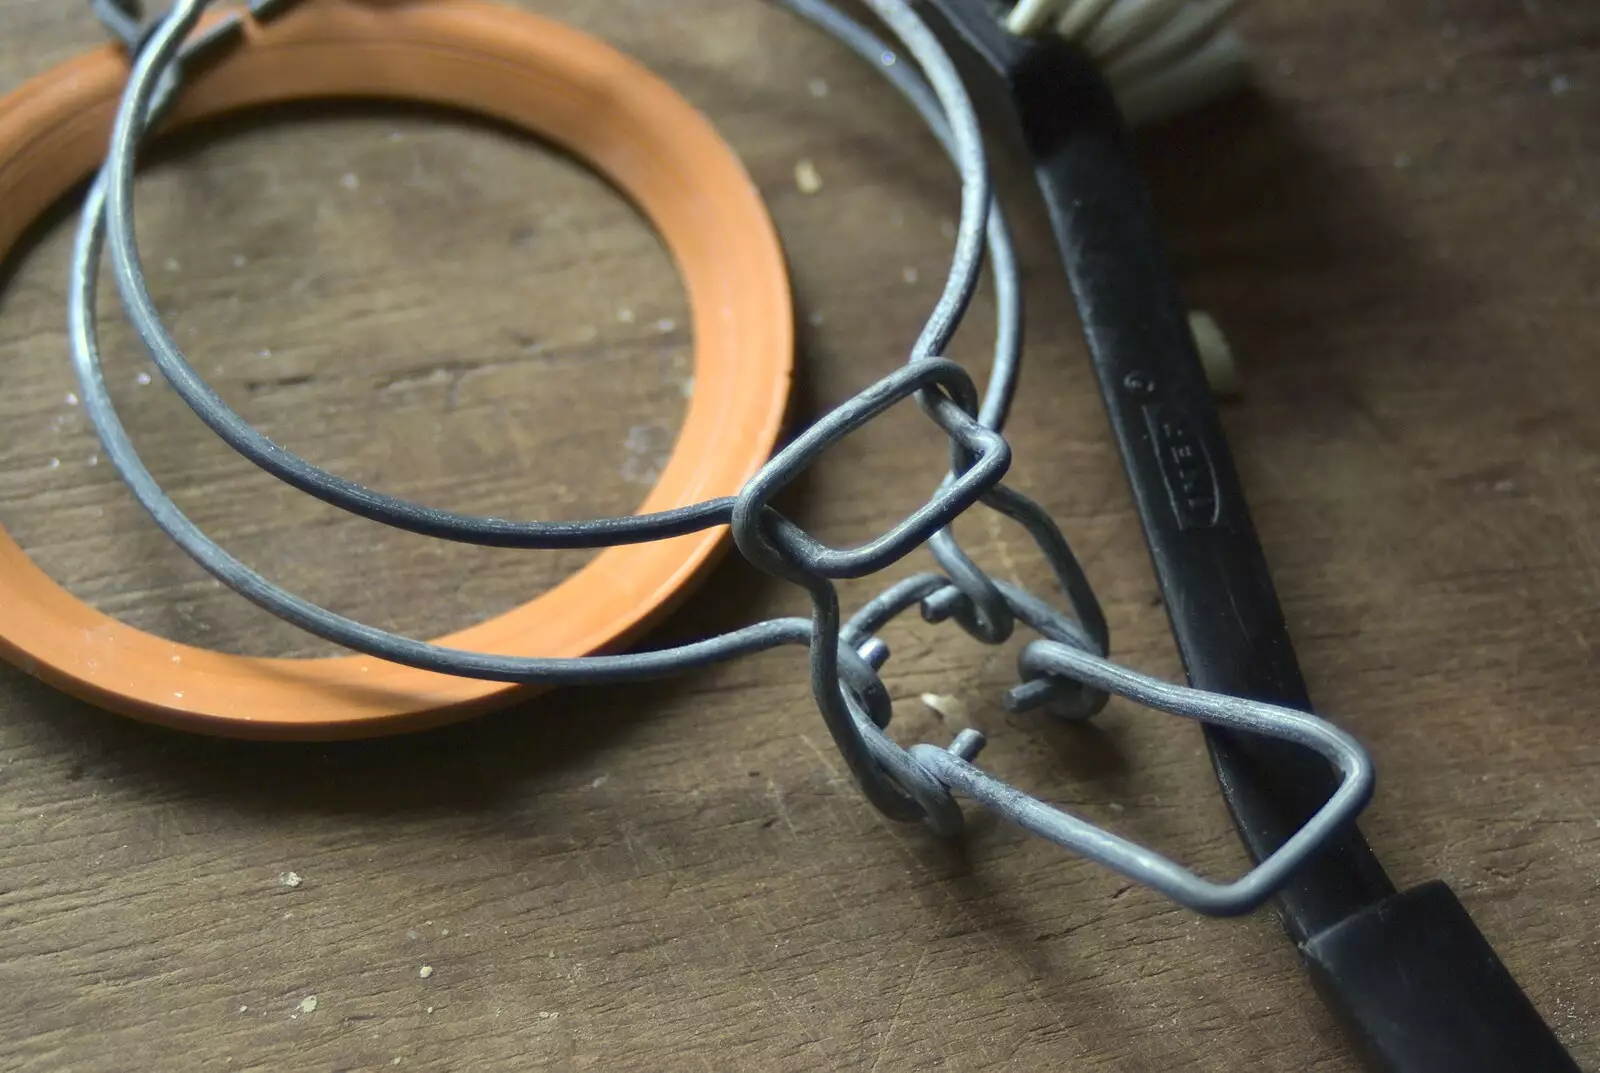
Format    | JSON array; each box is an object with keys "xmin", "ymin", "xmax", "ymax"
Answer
[
  {"xmin": 1006, "ymin": 39, "xmax": 1578, "ymax": 1073},
  {"xmin": 1005, "ymin": 40, "xmax": 1395, "ymax": 941}
]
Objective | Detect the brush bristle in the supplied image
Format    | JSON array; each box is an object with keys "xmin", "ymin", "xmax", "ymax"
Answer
[{"xmin": 1003, "ymin": 0, "xmax": 1250, "ymax": 125}]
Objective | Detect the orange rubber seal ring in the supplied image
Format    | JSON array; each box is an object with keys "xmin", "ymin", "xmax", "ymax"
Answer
[{"xmin": 0, "ymin": 1, "xmax": 793, "ymax": 739}]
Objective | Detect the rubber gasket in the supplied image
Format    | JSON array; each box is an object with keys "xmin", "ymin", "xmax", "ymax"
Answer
[{"xmin": 0, "ymin": 0, "xmax": 793, "ymax": 738}]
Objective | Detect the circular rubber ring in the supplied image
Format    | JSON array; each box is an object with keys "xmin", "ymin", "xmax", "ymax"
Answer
[{"xmin": 0, "ymin": 0, "xmax": 793, "ymax": 739}]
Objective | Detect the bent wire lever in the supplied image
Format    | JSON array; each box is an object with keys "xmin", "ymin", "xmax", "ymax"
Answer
[
  {"xmin": 841, "ymin": 571, "xmax": 1374, "ymax": 917},
  {"xmin": 915, "ymin": 637, "xmax": 1372, "ymax": 917},
  {"xmin": 915, "ymin": 0, "xmax": 1580, "ymax": 1069}
]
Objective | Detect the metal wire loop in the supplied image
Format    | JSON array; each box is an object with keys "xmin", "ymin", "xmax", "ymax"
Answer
[
  {"xmin": 924, "ymin": 527, "xmax": 1016, "ymax": 645},
  {"xmin": 94, "ymin": 0, "xmax": 300, "ymax": 77},
  {"xmin": 910, "ymin": 639, "xmax": 1375, "ymax": 916},
  {"xmin": 730, "ymin": 360, "xmax": 1008, "ymax": 584},
  {"xmin": 92, "ymin": 0, "xmax": 149, "ymax": 49},
  {"xmin": 55, "ymin": 0, "xmax": 1381, "ymax": 917}
]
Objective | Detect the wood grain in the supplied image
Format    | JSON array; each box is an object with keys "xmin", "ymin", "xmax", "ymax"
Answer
[{"xmin": 1, "ymin": 1, "xmax": 1596, "ymax": 1069}]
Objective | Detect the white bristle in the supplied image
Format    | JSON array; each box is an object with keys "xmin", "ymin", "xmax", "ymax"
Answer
[
  {"xmin": 1005, "ymin": 0, "xmax": 1251, "ymax": 125},
  {"xmin": 1083, "ymin": 0, "xmax": 1191, "ymax": 59},
  {"xmin": 1055, "ymin": 0, "xmax": 1120, "ymax": 39},
  {"xmin": 1114, "ymin": 29, "xmax": 1249, "ymax": 126},
  {"xmin": 1102, "ymin": 0, "xmax": 1242, "ymax": 84}
]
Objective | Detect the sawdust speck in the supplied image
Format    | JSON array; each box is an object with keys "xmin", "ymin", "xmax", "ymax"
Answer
[
  {"xmin": 920, "ymin": 693, "xmax": 968, "ymax": 722},
  {"xmin": 794, "ymin": 159, "xmax": 823, "ymax": 195}
]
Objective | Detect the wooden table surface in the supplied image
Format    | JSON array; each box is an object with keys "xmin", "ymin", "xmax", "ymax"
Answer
[{"xmin": 2, "ymin": 1, "xmax": 1597, "ymax": 1069}]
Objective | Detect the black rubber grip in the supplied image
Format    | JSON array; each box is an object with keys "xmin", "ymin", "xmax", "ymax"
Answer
[{"xmin": 1303, "ymin": 882, "xmax": 1581, "ymax": 1073}]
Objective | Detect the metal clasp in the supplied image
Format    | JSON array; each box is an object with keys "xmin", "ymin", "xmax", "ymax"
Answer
[
  {"xmin": 93, "ymin": 0, "xmax": 307, "ymax": 65},
  {"xmin": 911, "ymin": 634, "xmax": 1375, "ymax": 916}
]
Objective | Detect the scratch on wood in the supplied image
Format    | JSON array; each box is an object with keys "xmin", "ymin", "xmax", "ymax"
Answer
[
  {"xmin": 869, "ymin": 951, "xmax": 924, "ymax": 1072},
  {"xmin": 766, "ymin": 779, "xmax": 799, "ymax": 836}
]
